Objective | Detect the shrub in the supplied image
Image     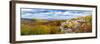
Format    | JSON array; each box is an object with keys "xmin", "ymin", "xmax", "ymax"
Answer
[
  {"xmin": 21, "ymin": 24, "xmax": 32, "ymax": 35},
  {"xmin": 49, "ymin": 26, "xmax": 61, "ymax": 34},
  {"xmin": 30, "ymin": 25, "xmax": 51, "ymax": 35},
  {"xmin": 80, "ymin": 23, "xmax": 92, "ymax": 32}
]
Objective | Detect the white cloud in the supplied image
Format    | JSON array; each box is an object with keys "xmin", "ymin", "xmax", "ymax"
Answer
[{"xmin": 21, "ymin": 8, "xmax": 92, "ymax": 20}]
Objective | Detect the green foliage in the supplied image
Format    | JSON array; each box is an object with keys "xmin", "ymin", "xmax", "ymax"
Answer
[
  {"xmin": 48, "ymin": 26, "xmax": 61, "ymax": 34},
  {"xmin": 21, "ymin": 25, "xmax": 51, "ymax": 35},
  {"xmin": 30, "ymin": 25, "xmax": 50, "ymax": 35},
  {"xmin": 85, "ymin": 15, "xmax": 92, "ymax": 23},
  {"xmin": 21, "ymin": 24, "xmax": 32, "ymax": 35}
]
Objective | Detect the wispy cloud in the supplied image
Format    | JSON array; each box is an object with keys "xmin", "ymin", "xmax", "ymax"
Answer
[{"xmin": 21, "ymin": 8, "xmax": 92, "ymax": 20}]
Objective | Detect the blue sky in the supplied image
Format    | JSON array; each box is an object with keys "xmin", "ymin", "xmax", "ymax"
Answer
[{"xmin": 21, "ymin": 8, "xmax": 92, "ymax": 20}]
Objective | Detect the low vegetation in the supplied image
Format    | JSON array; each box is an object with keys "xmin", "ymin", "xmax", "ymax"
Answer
[{"xmin": 21, "ymin": 15, "xmax": 92, "ymax": 35}]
